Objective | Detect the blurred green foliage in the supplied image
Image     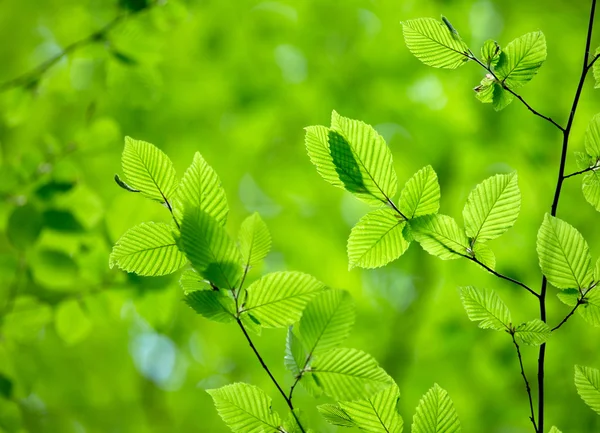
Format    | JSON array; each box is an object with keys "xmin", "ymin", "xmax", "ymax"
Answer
[{"xmin": 0, "ymin": 0, "xmax": 599, "ymax": 432}]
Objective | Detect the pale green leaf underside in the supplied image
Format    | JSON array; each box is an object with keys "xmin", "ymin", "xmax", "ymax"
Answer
[
  {"xmin": 460, "ymin": 286, "xmax": 511, "ymax": 331},
  {"xmin": 412, "ymin": 383, "xmax": 461, "ymax": 433},
  {"xmin": 399, "ymin": 165, "xmax": 440, "ymax": 219},
  {"xmin": 318, "ymin": 404, "xmax": 355, "ymax": 428},
  {"xmin": 402, "ymin": 18, "xmax": 470, "ymax": 69},
  {"xmin": 474, "ymin": 77, "xmax": 514, "ymax": 111},
  {"xmin": 575, "ymin": 365, "xmax": 600, "ymax": 415},
  {"xmin": 180, "ymin": 208, "xmax": 242, "ymax": 290},
  {"xmin": 339, "ymin": 384, "xmax": 404, "ymax": 433},
  {"xmin": 496, "ymin": 31, "xmax": 547, "ymax": 88},
  {"xmin": 348, "ymin": 208, "xmax": 409, "ymax": 269},
  {"xmin": 109, "ymin": 222, "xmax": 186, "ymax": 276},
  {"xmin": 515, "ymin": 319, "xmax": 551, "ymax": 346},
  {"xmin": 411, "ymin": 214, "xmax": 469, "ymax": 260},
  {"xmin": 463, "ymin": 172, "xmax": 520, "ymax": 242},
  {"xmin": 308, "ymin": 348, "xmax": 392, "ymax": 401},
  {"xmin": 242, "ymin": 271, "xmax": 325, "ymax": 328},
  {"xmin": 298, "ymin": 289, "xmax": 355, "ymax": 357},
  {"xmin": 207, "ymin": 383, "xmax": 281, "ymax": 433},
  {"xmin": 121, "ymin": 137, "xmax": 177, "ymax": 203},
  {"xmin": 536, "ymin": 214, "xmax": 593, "ymax": 290},
  {"xmin": 239, "ymin": 212, "xmax": 272, "ymax": 268},
  {"xmin": 173, "ymin": 152, "xmax": 228, "ymax": 226},
  {"xmin": 184, "ymin": 289, "xmax": 236, "ymax": 323}
]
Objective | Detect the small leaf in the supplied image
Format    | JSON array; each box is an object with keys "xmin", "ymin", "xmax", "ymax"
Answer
[
  {"xmin": 463, "ymin": 172, "xmax": 521, "ymax": 242},
  {"xmin": 184, "ymin": 289, "xmax": 236, "ymax": 323},
  {"xmin": 402, "ymin": 17, "xmax": 470, "ymax": 69},
  {"xmin": 576, "ymin": 151, "xmax": 596, "ymax": 170},
  {"xmin": 238, "ymin": 212, "xmax": 272, "ymax": 268},
  {"xmin": 491, "ymin": 83, "xmax": 514, "ymax": 111},
  {"xmin": 536, "ymin": 214, "xmax": 593, "ymax": 290},
  {"xmin": 412, "ymin": 383, "xmax": 461, "ymax": 433},
  {"xmin": 399, "ymin": 165, "xmax": 441, "ymax": 219},
  {"xmin": 514, "ymin": 319, "xmax": 551, "ymax": 346},
  {"xmin": 460, "ymin": 286, "xmax": 511, "ymax": 331},
  {"xmin": 179, "ymin": 269, "xmax": 209, "ymax": 294},
  {"xmin": 121, "ymin": 137, "xmax": 177, "ymax": 204},
  {"xmin": 307, "ymin": 348, "xmax": 392, "ymax": 401},
  {"xmin": 55, "ymin": 300, "xmax": 92, "ymax": 345},
  {"xmin": 110, "ymin": 222, "xmax": 187, "ymax": 276},
  {"xmin": 298, "ymin": 290, "xmax": 355, "ymax": 357},
  {"xmin": 593, "ymin": 47, "xmax": 600, "ymax": 89},
  {"xmin": 173, "ymin": 152, "xmax": 228, "ymax": 225},
  {"xmin": 472, "ymin": 242, "xmax": 496, "ymax": 270},
  {"xmin": 285, "ymin": 327, "xmax": 307, "ymax": 377},
  {"xmin": 496, "ymin": 31, "xmax": 547, "ymax": 88},
  {"xmin": 548, "ymin": 427, "xmax": 562, "ymax": 433},
  {"xmin": 180, "ymin": 208, "xmax": 242, "ymax": 289},
  {"xmin": 582, "ymin": 170, "xmax": 600, "ymax": 212},
  {"xmin": 339, "ymin": 384, "xmax": 404, "ymax": 433},
  {"xmin": 242, "ymin": 272, "xmax": 325, "ymax": 328},
  {"xmin": 6, "ymin": 204, "xmax": 43, "ymax": 250},
  {"xmin": 575, "ymin": 365, "xmax": 600, "ymax": 415},
  {"xmin": 585, "ymin": 113, "xmax": 600, "ymax": 158},
  {"xmin": 578, "ymin": 289, "xmax": 600, "ymax": 327},
  {"xmin": 317, "ymin": 404, "xmax": 355, "ymax": 428},
  {"xmin": 411, "ymin": 214, "xmax": 469, "ymax": 260},
  {"xmin": 347, "ymin": 208, "xmax": 409, "ymax": 269},
  {"xmin": 207, "ymin": 383, "xmax": 282, "ymax": 433},
  {"xmin": 481, "ymin": 39, "xmax": 501, "ymax": 67}
]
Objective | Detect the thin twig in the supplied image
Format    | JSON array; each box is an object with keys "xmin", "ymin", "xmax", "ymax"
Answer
[
  {"xmin": 511, "ymin": 333, "xmax": 538, "ymax": 433},
  {"xmin": 463, "ymin": 255, "xmax": 539, "ymax": 298},
  {"xmin": 551, "ymin": 283, "xmax": 598, "ymax": 331},
  {"xmin": 563, "ymin": 166, "xmax": 598, "ymax": 179}
]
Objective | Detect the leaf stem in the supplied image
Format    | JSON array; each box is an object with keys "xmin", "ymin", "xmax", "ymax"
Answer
[
  {"xmin": 463, "ymin": 255, "xmax": 539, "ymax": 298},
  {"xmin": 511, "ymin": 333, "xmax": 538, "ymax": 433},
  {"xmin": 551, "ymin": 283, "xmax": 598, "ymax": 331},
  {"xmin": 235, "ymin": 319, "xmax": 307, "ymax": 433},
  {"xmin": 563, "ymin": 165, "xmax": 598, "ymax": 179}
]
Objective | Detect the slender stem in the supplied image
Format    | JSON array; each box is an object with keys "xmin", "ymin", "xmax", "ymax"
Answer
[
  {"xmin": 468, "ymin": 53, "xmax": 565, "ymax": 132},
  {"xmin": 463, "ymin": 255, "xmax": 539, "ymax": 298},
  {"xmin": 563, "ymin": 166, "xmax": 598, "ymax": 179},
  {"xmin": 511, "ymin": 333, "xmax": 538, "ymax": 433},
  {"xmin": 551, "ymin": 300, "xmax": 582, "ymax": 332},
  {"xmin": 288, "ymin": 375, "xmax": 302, "ymax": 401},
  {"xmin": 537, "ymin": 3, "xmax": 597, "ymax": 431},
  {"xmin": 235, "ymin": 319, "xmax": 306, "ymax": 433}
]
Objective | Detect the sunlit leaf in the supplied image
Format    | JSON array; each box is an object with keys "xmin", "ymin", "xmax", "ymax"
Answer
[
  {"xmin": 412, "ymin": 383, "xmax": 460, "ymax": 433},
  {"xmin": 481, "ymin": 39, "xmax": 500, "ymax": 67},
  {"xmin": 339, "ymin": 384, "xmax": 404, "ymax": 433},
  {"xmin": 402, "ymin": 17, "xmax": 470, "ymax": 69},
  {"xmin": 399, "ymin": 165, "xmax": 441, "ymax": 219},
  {"xmin": 575, "ymin": 365, "xmax": 600, "ymax": 415},
  {"xmin": 121, "ymin": 137, "xmax": 177, "ymax": 204},
  {"xmin": 184, "ymin": 289, "xmax": 236, "ymax": 323},
  {"xmin": 472, "ymin": 242, "xmax": 496, "ymax": 270},
  {"xmin": 238, "ymin": 212, "xmax": 271, "ymax": 268},
  {"xmin": 207, "ymin": 383, "xmax": 282, "ymax": 433},
  {"xmin": 411, "ymin": 214, "xmax": 469, "ymax": 260},
  {"xmin": 318, "ymin": 404, "xmax": 356, "ymax": 428},
  {"xmin": 585, "ymin": 113, "xmax": 600, "ymax": 158},
  {"xmin": 537, "ymin": 214, "xmax": 593, "ymax": 290},
  {"xmin": 110, "ymin": 222, "xmax": 187, "ymax": 276},
  {"xmin": 460, "ymin": 286, "xmax": 511, "ymax": 331},
  {"xmin": 514, "ymin": 319, "xmax": 551, "ymax": 346},
  {"xmin": 347, "ymin": 208, "xmax": 409, "ymax": 269},
  {"xmin": 496, "ymin": 32, "xmax": 547, "ymax": 88},
  {"xmin": 463, "ymin": 172, "xmax": 521, "ymax": 242},
  {"xmin": 242, "ymin": 272, "xmax": 325, "ymax": 328}
]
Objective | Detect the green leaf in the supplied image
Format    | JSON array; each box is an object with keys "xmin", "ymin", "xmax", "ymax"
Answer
[
  {"xmin": 298, "ymin": 290, "xmax": 355, "ymax": 357},
  {"xmin": 339, "ymin": 384, "xmax": 404, "ymax": 433},
  {"xmin": 548, "ymin": 427, "xmax": 562, "ymax": 433},
  {"xmin": 474, "ymin": 76, "xmax": 495, "ymax": 104},
  {"xmin": 184, "ymin": 289, "xmax": 236, "ymax": 323},
  {"xmin": 305, "ymin": 125, "xmax": 346, "ymax": 191},
  {"xmin": 242, "ymin": 272, "xmax": 325, "ymax": 328},
  {"xmin": 585, "ymin": 113, "xmax": 600, "ymax": 158},
  {"xmin": 582, "ymin": 171, "xmax": 600, "ymax": 212},
  {"xmin": 179, "ymin": 268, "xmax": 209, "ymax": 294},
  {"xmin": 496, "ymin": 32, "xmax": 547, "ymax": 88},
  {"xmin": 575, "ymin": 365, "xmax": 600, "ymax": 415},
  {"xmin": 411, "ymin": 214, "xmax": 469, "ymax": 260},
  {"xmin": 412, "ymin": 384, "xmax": 460, "ymax": 433},
  {"xmin": 481, "ymin": 39, "xmax": 500, "ymax": 67},
  {"xmin": 329, "ymin": 111, "xmax": 398, "ymax": 205},
  {"xmin": 180, "ymin": 208, "xmax": 242, "ymax": 289},
  {"xmin": 578, "ymin": 289, "xmax": 600, "ymax": 327},
  {"xmin": 173, "ymin": 152, "xmax": 228, "ymax": 226},
  {"xmin": 307, "ymin": 348, "xmax": 392, "ymax": 401},
  {"xmin": 317, "ymin": 404, "xmax": 356, "ymax": 428},
  {"xmin": 576, "ymin": 151, "xmax": 596, "ymax": 170},
  {"xmin": 399, "ymin": 165, "xmax": 441, "ymax": 219},
  {"xmin": 460, "ymin": 286, "xmax": 511, "ymax": 331},
  {"xmin": 472, "ymin": 242, "xmax": 496, "ymax": 270},
  {"xmin": 6, "ymin": 204, "xmax": 42, "ymax": 250},
  {"xmin": 238, "ymin": 212, "xmax": 271, "ymax": 269},
  {"xmin": 401, "ymin": 17, "xmax": 470, "ymax": 69},
  {"xmin": 283, "ymin": 409, "xmax": 313, "ymax": 433},
  {"xmin": 536, "ymin": 214, "xmax": 593, "ymax": 290},
  {"xmin": 285, "ymin": 327, "xmax": 307, "ymax": 378},
  {"xmin": 463, "ymin": 172, "xmax": 521, "ymax": 242},
  {"xmin": 593, "ymin": 47, "xmax": 600, "ymax": 89},
  {"xmin": 121, "ymin": 137, "xmax": 177, "ymax": 204},
  {"xmin": 109, "ymin": 222, "xmax": 187, "ymax": 276},
  {"xmin": 207, "ymin": 383, "xmax": 282, "ymax": 433},
  {"xmin": 347, "ymin": 208, "xmax": 409, "ymax": 269},
  {"xmin": 491, "ymin": 83, "xmax": 514, "ymax": 111},
  {"xmin": 514, "ymin": 319, "xmax": 551, "ymax": 346},
  {"xmin": 54, "ymin": 299, "xmax": 92, "ymax": 346}
]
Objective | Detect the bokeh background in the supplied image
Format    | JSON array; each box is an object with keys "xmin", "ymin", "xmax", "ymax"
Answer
[{"xmin": 1, "ymin": 0, "xmax": 599, "ymax": 431}]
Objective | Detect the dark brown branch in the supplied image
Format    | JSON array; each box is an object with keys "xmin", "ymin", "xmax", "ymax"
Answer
[
  {"xmin": 511, "ymin": 333, "xmax": 538, "ymax": 433},
  {"xmin": 563, "ymin": 166, "xmax": 598, "ymax": 179}
]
